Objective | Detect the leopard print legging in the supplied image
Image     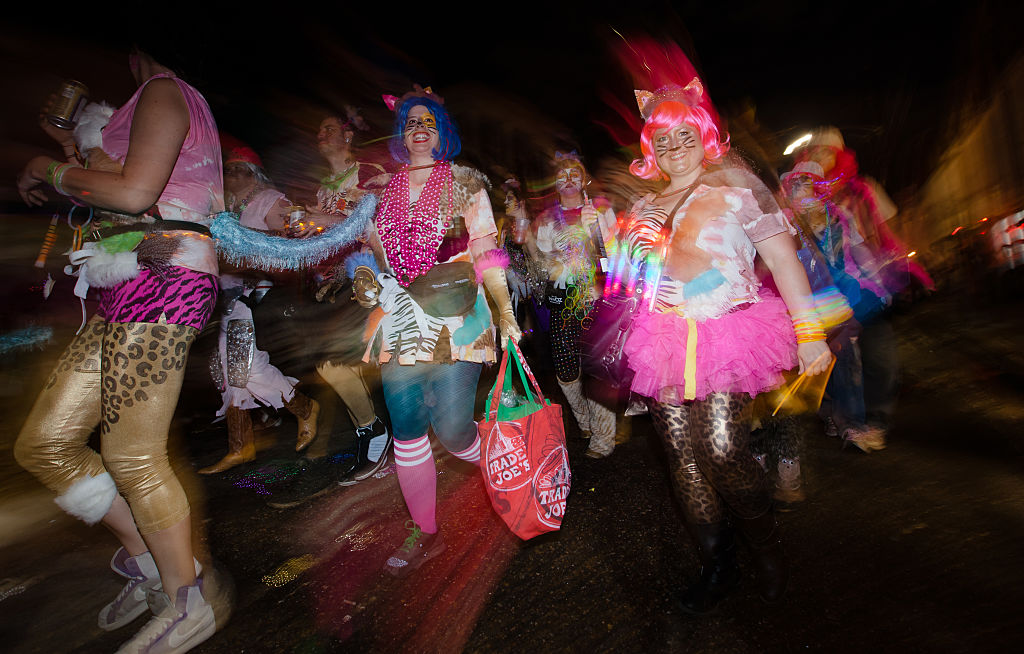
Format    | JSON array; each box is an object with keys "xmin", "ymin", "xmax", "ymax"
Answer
[
  {"xmin": 15, "ymin": 316, "xmax": 197, "ymax": 534},
  {"xmin": 648, "ymin": 393, "xmax": 771, "ymax": 525}
]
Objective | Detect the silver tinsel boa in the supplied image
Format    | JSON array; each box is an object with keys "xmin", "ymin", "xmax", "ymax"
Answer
[
  {"xmin": 211, "ymin": 193, "xmax": 377, "ymax": 271},
  {"xmin": 0, "ymin": 326, "xmax": 53, "ymax": 355}
]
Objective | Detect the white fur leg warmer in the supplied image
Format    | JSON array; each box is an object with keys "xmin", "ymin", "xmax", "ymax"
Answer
[{"xmin": 54, "ymin": 472, "xmax": 117, "ymax": 525}]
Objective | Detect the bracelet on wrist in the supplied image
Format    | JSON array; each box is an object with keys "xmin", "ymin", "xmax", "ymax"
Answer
[
  {"xmin": 52, "ymin": 163, "xmax": 82, "ymax": 197},
  {"xmin": 45, "ymin": 160, "xmax": 61, "ymax": 186},
  {"xmin": 793, "ymin": 327, "xmax": 826, "ymax": 344},
  {"xmin": 791, "ymin": 311, "xmax": 826, "ymax": 344}
]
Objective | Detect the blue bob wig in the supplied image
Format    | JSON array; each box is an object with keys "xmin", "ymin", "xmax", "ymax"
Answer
[{"xmin": 389, "ymin": 96, "xmax": 462, "ymax": 163}]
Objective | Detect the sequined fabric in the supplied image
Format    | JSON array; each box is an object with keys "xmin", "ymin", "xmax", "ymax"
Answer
[
  {"xmin": 226, "ymin": 319, "xmax": 255, "ymax": 388},
  {"xmin": 209, "ymin": 348, "xmax": 225, "ymax": 392}
]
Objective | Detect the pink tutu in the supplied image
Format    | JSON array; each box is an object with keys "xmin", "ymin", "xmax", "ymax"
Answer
[{"xmin": 624, "ymin": 291, "xmax": 797, "ymax": 403}]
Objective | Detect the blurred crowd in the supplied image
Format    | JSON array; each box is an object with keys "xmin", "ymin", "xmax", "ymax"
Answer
[{"xmin": 5, "ymin": 33, "xmax": 934, "ymax": 653}]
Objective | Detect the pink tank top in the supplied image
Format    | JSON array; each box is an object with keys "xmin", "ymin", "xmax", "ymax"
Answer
[{"xmin": 102, "ymin": 73, "xmax": 224, "ymax": 223}]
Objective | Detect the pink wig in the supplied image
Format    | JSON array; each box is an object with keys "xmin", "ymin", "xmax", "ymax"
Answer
[{"xmin": 629, "ymin": 101, "xmax": 730, "ymax": 180}]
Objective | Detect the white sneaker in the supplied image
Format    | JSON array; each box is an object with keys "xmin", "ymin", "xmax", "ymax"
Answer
[
  {"xmin": 115, "ymin": 583, "xmax": 215, "ymax": 654},
  {"xmin": 100, "ymin": 549, "xmax": 203, "ymax": 632},
  {"xmin": 99, "ymin": 549, "xmax": 160, "ymax": 631}
]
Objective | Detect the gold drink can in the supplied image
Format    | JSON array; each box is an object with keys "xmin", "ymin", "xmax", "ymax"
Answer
[
  {"xmin": 47, "ymin": 80, "xmax": 89, "ymax": 129},
  {"xmin": 286, "ymin": 206, "xmax": 306, "ymax": 228}
]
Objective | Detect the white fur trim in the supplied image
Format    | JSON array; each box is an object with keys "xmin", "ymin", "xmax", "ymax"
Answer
[
  {"xmin": 54, "ymin": 472, "xmax": 117, "ymax": 525},
  {"xmin": 73, "ymin": 102, "xmax": 115, "ymax": 152},
  {"xmin": 83, "ymin": 249, "xmax": 140, "ymax": 288}
]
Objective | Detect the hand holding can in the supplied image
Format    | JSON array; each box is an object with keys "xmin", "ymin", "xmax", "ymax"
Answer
[
  {"xmin": 286, "ymin": 205, "xmax": 306, "ymax": 229},
  {"xmin": 46, "ymin": 80, "xmax": 89, "ymax": 129}
]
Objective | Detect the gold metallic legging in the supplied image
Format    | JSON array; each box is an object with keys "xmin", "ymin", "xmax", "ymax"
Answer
[
  {"xmin": 648, "ymin": 393, "xmax": 770, "ymax": 525},
  {"xmin": 315, "ymin": 360, "xmax": 376, "ymax": 428},
  {"xmin": 15, "ymin": 316, "xmax": 196, "ymax": 535}
]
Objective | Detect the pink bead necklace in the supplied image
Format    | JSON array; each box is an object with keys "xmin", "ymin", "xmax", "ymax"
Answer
[{"xmin": 377, "ymin": 161, "xmax": 454, "ymax": 286}]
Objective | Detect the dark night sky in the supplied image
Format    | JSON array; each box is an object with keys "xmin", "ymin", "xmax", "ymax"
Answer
[{"xmin": 3, "ymin": 1, "xmax": 1022, "ymax": 203}]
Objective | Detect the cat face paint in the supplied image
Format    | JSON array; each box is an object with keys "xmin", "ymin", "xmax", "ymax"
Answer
[
  {"xmin": 403, "ymin": 105, "xmax": 440, "ymax": 159},
  {"xmin": 653, "ymin": 122, "xmax": 705, "ymax": 183},
  {"xmin": 555, "ymin": 166, "xmax": 584, "ymax": 196}
]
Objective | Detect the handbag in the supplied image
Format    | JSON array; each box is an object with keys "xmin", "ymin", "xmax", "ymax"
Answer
[
  {"xmin": 579, "ymin": 292, "xmax": 640, "ymax": 388},
  {"xmin": 581, "ymin": 189, "xmax": 695, "ymax": 387},
  {"xmin": 479, "ymin": 338, "xmax": 570, "ymax": 540},
  {"xmin": 405, "ymin": 261, "xmax": 478, "ymax": 317}
]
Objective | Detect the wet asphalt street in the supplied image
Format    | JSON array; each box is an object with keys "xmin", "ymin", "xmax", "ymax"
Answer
[{"xmin": 2, "ymin": 216, "xmax": 1024, "ymax": 653}]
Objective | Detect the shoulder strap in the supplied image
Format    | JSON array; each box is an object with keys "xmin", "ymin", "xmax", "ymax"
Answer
[{"xmin": 659, "ymin": 181, "xmax": 700, "ymax": 239}]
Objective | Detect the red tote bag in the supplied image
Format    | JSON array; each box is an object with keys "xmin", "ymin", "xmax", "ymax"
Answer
[{"xmin": 478, "ymin": 339, "xmax": 570, "ymax": 540}]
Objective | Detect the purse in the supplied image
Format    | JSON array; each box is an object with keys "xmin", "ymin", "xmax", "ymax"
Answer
[
  {"xmin": 405, "ymin": 261, "xmax": 478, "ymax": 317},
  {"xmin": 479, "ymin": 338, "xmax": 570, "ymax": 540},
  {"xmin": 579, "ymin": 292, "xmax": 641, "ymax": 388},
  {"xmin": 580, "ymin": 189, "xmax": 695, "ymax": 387}
]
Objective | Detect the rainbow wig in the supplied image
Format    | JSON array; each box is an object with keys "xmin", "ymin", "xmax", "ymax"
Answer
[
  {"xmin": 389, "ymin": 96, "xmax": 462, "ymax": 163},
  {"xmin": 629, "ymin": 101, "xmax": 729, "ymax": 180}
]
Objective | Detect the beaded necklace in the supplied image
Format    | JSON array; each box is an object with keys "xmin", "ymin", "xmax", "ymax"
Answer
[
  {"xmin": 553, "ymin": 204, "xmax": 595, "ymax": 321},
  {"xmin": 321, "ymin": 162, "xmax": 358, "ymax": 192},
  {"xmin": 819, "ymin": 205, "xmax": 837, "ymax": 266},
  {"xmin": 377, "ymin": 161, "xmax": 454, "ymax": 286},
  {"xmin": 229, "ymin": 186, "xmax": 259, "ymax": 214}
]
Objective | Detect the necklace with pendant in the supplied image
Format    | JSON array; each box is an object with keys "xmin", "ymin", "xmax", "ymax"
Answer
[{"xmin": 231, "ymin": 186, "xmax": 259, "ymax": 214}]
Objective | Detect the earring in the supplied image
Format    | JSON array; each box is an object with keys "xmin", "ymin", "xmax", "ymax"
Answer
[{"xmin": 345, "ymin": 136, "xmax": 351, "ymax": 143}]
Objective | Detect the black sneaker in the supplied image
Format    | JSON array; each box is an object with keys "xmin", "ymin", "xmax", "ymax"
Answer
[
  {"xmin": 267, "ymin": 457, "xmax": 337, "ymax": 509},
  {"xmin": 337, "ymin": 418, "xmax": 392, "ymax": 487}
]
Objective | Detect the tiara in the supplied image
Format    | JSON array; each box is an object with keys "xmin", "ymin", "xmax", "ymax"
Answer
[
  {"xmin": 382, "ymin": 84, "xmax": 444, "ymax": 112},
  {"xmin": 634, "ymin": 77, "xmax": 703, "ymax": 120}
]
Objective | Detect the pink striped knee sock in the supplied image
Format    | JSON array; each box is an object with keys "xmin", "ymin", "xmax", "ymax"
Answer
[
  {"xmin": 449, "ymin": 432, "xmax": 481, "ymax": 465},
  {"xmin": 394, "ymin": 435, "xmax": 437, "ymax": 534}
]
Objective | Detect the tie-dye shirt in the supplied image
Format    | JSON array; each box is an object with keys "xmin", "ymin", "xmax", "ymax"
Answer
[
  {"xmin": 625, "ymin": 167, "xmax": 795, "ymax": 322},
  {"xmin": 101, "ymin": 73, "xmax": 223, "ymax": 275},
  {"xmin": 102, "ymin": 73, "xmax": 224, "ymax": 224}
]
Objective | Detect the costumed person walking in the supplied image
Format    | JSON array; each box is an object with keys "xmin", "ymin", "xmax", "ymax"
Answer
[
  {"xmin": 355, "ymin": 86, "xmax": 520, "ymax": 577},
  {"xmin": 498, "ymin": 177, "xmax": 545, "ymax": 337},
  {"xmin": 15, "ymin": 44, "xmax": 226, "ymax": 652},
  {"xmin": 795, "ymin": 128, "xmax": 934, "ymax": 450},
  {"xmin": 619, "ymin": 78, "xmax": 831, "ymax": 613},
  {"xmin": 199, "ymin": 139, "xmax": 320, "ymax": 474},
  {"xmin": 749, "ymin": 160, "xmax": 859, "ymax": 509},
  {"xmin": 530, "ymin": 152, "xmax": 619, "ymax": 458},
  {"xmin": 266, "ymin": 112, "xmax": 392, "ymax": 509}
]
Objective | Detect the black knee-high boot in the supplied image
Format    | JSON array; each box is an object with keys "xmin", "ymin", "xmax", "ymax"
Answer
[
  {"xmin": 735, "ymin": 507, "xmax": 788, "ymax": 603},
  {"xmin": 678, "ymin": 521, "xmax": 741, "ymax": 614}
]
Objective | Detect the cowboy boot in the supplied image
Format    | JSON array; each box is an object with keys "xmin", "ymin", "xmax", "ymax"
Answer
[
  {"xmin": 199, "ymin": 407, "xmax": 255, "ymax": 474},
  {"xmin": 735, "ymin": 507, "xmax": 789, "ymax": 603},
  {"xmin": 285, "ymin": 392, "xmax": 320, "ymax": 452},
  {"xmin": 677, "ymin": 522, "xmax": 741, "ymax": 614}
]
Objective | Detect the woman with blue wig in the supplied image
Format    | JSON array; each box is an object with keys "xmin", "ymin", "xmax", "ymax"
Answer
[{"xmin": 353, "ymin": 86, "xmax": 521, "ymax": 576}]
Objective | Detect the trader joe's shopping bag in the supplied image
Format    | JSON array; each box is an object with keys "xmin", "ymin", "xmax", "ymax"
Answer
[{"xmin": 478, "ymin": 339, "xmax": 570, "ymax": 539}]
